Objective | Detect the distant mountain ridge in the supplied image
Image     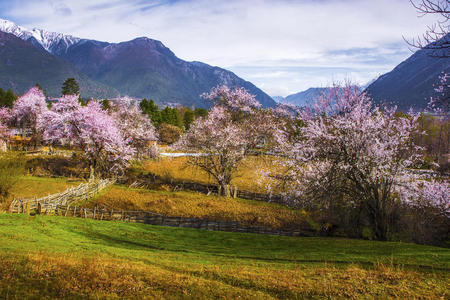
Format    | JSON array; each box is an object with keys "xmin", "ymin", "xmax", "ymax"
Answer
[
  {"xmin": 0, "ymin": 18, "xmax": 276, "ymax": 108},
  {"xmin": 0, "ymin": 31, "xmax": 119, "ymax": 99},
  {"xmin": 365, "ymin": 34, "xmax": 450, "ymax": 111}
]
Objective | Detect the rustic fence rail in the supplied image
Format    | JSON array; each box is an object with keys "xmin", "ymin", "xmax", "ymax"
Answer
[
  {"xmin": 13, "ymin": 202, "xmax": 315, "ymax": 237},
  {"xmin": 9, "ymin": 179, "xmax": 115, "ymax": 214}
]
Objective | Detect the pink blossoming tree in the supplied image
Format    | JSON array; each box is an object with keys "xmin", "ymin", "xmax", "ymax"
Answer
[
  {"xmin": 176, "ymin": 85, "xmax": 273, "ymax": 196},
  {"xmin": 268, "ymin": 84, "xmax": 449, "ymax": 240},
  {"xmin": 428, "ymin": 72, "xmax": 449, "ymax": 116},
  {"xmin": 43, "ymin": 95, "xmax": 133, "ymax": 179},
  {"xmin": 110, "ymin": 97, "xmax": 158, "ymax": 158},
  {"xmin": 11, "ymin": 87, "xmax": 48, "ymax": 148}
]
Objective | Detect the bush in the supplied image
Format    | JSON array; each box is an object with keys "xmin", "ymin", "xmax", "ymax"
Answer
[
  {"xmin": 0, "ymin": 153, "xmax": 25, "ymax": 201},
  {"xmin": 158, "ymin": 123, "xmax": 182, "ymax": 145}
]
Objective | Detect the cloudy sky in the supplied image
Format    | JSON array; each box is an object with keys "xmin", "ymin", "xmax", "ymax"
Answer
[{"xmin": 0, "ymin": 0, "xmax": 441, "ymax": 97}]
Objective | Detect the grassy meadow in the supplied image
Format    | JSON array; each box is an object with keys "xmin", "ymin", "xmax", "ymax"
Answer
[{"xmin": 0, "ymin": 213, "xmax": 448, "ymax": 299}]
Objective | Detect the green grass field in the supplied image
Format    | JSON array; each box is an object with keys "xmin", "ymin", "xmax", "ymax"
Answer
[{"xmin": 0, "ymin": 214, "xmax": 448, "ymax": 299}]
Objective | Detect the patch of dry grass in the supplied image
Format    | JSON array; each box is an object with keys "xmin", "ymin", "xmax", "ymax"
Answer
[
  {"xmin": 8, "ymin": 176, "xmax": 81, "ymax": 200},
  {"xmin": 140, "ymin": 155, "xmax": 281, "ymax": 193},
  {"xmin": 84, "ymin": 185, "xmax": 306, "ymax": 229}
]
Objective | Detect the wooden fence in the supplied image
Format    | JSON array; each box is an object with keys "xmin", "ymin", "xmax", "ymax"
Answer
[
  {"xmin": 15, "ymin": 203, "xmax": 315, "ymax": 237},
  {"xmin": 9, "ymin": 179, "xmax": 115, "ymax": 214}
]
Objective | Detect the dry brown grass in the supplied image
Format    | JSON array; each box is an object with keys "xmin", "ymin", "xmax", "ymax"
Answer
[
  {"xmin": 84, "ymin": 185, "xmax": 306, "ymax": 229},
  {"xmin": 0, "ymin": 253, "xmax": 447, "ymax": 299},
  {"xmin": 8, "ymin": 176, "xmax": 81, "ymax": 200},
  {"xmin": 140, "ymin": 155, "xmax": 282, "ymax": 193}
]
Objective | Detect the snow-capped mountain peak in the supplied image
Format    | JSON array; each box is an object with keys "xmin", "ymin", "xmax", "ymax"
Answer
[{"xmin": 0, "ymin": 18, "xmax": 80, "ymax": 53}]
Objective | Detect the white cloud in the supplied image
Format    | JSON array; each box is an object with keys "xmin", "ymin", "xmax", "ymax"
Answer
[{"xmin": 1, "ymin": 0, "xmax": 443, "ymax": 96}]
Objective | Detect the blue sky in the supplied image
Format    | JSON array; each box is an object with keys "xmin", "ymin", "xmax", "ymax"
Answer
[{"xmin": 0, "ymin": 0, "xmax": 442, "ymax": 96}]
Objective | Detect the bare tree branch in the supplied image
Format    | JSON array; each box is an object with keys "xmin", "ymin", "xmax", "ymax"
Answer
[{"xmin": 405, "ymin": 0, "xmax": 450, "ymax": 57}]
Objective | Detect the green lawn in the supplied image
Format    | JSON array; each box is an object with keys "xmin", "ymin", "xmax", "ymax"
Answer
[{"xmin": 0, "ymin": 214, "xmax": 448, "ymax": 299}]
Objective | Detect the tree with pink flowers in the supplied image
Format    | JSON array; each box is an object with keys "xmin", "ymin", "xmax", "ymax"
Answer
[
  {"xmin": 11, "ymin": 87, "xmax": 48, "ymax": 149},
  {"xmin": 268, "ymin": 84, "xmax": 449, "ymax": 240},
  {"xmin": 110, "ymin": 97, "xmax": 158, "ymax": 158},
  {"xmin": 428, "ymin": 72, "xmax": 449, "ymax": 117},
  {"xmin": 0, "ymin": 108, "xmax": 9, "ymax": 151},
  {"xmin": 43, "ymin": 95, "xmax": 133, "ymax": 179},
  {"xmin": 176, "ymin": 85, "xmax": 274, "ymax": 196}
]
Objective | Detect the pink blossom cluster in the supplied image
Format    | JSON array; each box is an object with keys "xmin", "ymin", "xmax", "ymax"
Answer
[
  {"xmin": 178, "ymin": 86, "xmax": 272, "ymax": 189},
  {"xmin": 110, "ymin": 97, "xmax": 157, "ymax": 157},
  {"xmin": 428, "ymin": 72, "xmax": 449, "ymax": 116},
  {"xmin": 42, "ymin": 94, "xmax": 134, "ymax": 176},
  {"xmin": 0, "ymin": 108, "xmax": 10, "ymax": 141},
  {"xmin": 202, "ymin": 85, "xmax": 261, "ymax": 113},
  {"xmin": 269, "ymin": 84, "xmax": 448, "ymax": 214}
]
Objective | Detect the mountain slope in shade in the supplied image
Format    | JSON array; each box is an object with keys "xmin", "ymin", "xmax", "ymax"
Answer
[
  {"xmin": 56, "ymin": 37, "xmax": 276, "ymax": 108},
  {"xmin": 365, "ymin": 35, "xmax": 450, "ymax": 111},
  {"xmin": 0, "ymin": 31, "xmax": 119, "ymax": 99},
  {"xmin": 0, "ymin": 18, "xmax": 276, "ymax": 108}
]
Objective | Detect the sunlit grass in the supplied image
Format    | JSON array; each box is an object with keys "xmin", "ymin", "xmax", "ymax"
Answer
[
  {"xmin": 0, "ymin": 214, "xmax": 448, "ymax": 299},
  {"xmin": 139, "ymin": 155, "xmax": 283, "ymax": 193},
  {"xmin": 7, "ymin": 176, "xmax": 81, "ymax": 201}
]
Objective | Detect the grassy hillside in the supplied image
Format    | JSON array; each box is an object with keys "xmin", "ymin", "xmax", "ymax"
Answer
[
  {"xmin": 139, "ymin": 156, "xmax": 277, "ymax": 193},
  {"xmin": 81, "ymin": 184, "xmax": 307, "ymax": 229},
  {"xmin": 0, "ymin": 214, "xmax": 448, "ymax": 299},
  {"xmin": 1, "ymin": 176, "xmax": 81, "ymax": 210}
]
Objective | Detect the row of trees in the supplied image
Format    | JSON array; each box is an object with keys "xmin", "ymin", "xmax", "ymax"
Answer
[
  {"xmin": 174, "ymin": 81, "xmax": 448, "ymax": 243},
  {"xmin": 0, "ymin": 87, "xmax": 157, "ymax": 179}
]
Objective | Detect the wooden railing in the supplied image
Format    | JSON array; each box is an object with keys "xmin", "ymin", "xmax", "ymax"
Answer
[
  {"xmin": 19, "ymin": 203, "xmax": 315, "ymax": 237},
  {"xmin": 9, "ymin": 179, "xmax": 115, "ymax": 214}
]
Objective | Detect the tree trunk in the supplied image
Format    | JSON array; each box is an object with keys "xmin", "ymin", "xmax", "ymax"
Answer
[{"xmin": 89, "ymin": 165, "xmax": 95, "ymax": 182}]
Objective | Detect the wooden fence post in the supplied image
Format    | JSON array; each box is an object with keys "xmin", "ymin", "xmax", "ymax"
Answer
[
  {"xmin": 233, "ymin": 187, "xmax": 237, "ymax": 199},
  {"xmin": 65, "ymin": 205, "xmax": 70, "ymax": 217},
  {"xmin": 73, "ymin": 206, "xmax": 77, "ymax": 217},
  {"xmin": 26, "ymin": 200, "xmax": 30, "ymax": 215}
]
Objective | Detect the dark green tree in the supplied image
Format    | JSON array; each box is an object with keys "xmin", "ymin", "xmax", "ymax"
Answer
[
  {"xmin": 101, "ymin": 99, "xmax": 111, "ymax": 111},
  {"xmin": 0, "ymin": 88, "xmax": 17, "ymax": 108},
  {"xmin": 161, "ymin": 107, "xmax": 183, "ymax": 129},
  {"xmin": 194, "ymin": 108, "xmax": 208, "ymax": 118},
  {"xmin": 183, "ymin": 109, "xmax": 195, "ymax": 130},
  {"xmin": 140, "ymin": 99, "xmax": 162, "ymax": 127},
  {"xmin": 61, "ymin": 78, "xmax": 80, "ymax": 96}
]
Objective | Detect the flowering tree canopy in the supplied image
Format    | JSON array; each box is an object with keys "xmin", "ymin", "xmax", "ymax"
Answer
[
  {"xmin": 428, "ymin": 72, "xmax": 449, "ymax": 116},
  {"xmin": 110, "ymin": 97, "xmax": 157, "ymax": 157},
  {"xmin": 0, "ymin": 108, "xmax": 10, "ymax": 142},
  {"xmin": 11, "ymin": 87, "xmax": 48, "ymax": 148},
  {"xmin": 268, "ymin": 84, "xmax": 449, "ymax": 240},
  {"xmin": 43, "ymin": 95, "xmax": 133, "ymax": 179},
  {"xmin": 177, "ymin": 85, "xmax": 273, "ymax": 195}
]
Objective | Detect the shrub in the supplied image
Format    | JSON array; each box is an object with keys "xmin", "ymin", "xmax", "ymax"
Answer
[{"xmin": 158, "ymin": 123, "xmax": 182, "ymax": 144}]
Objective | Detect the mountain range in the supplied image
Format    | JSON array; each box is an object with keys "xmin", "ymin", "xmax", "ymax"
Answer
[
  {"xmin": 365, "ymin": 34, "xmax": 450, "ymax": 111},
  {"xmin": 274, "ymin": 88, "xmax": 330, "ymax": 107},
  {"xmin": 0, "ymin": 18, "xmax": 276, "ymax": 108}
]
